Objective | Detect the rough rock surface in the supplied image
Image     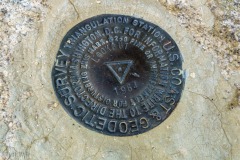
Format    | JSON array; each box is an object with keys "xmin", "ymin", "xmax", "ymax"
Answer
[{"xmin": 0, "ymin": 0, "xmax": 239, "ymax": 159}]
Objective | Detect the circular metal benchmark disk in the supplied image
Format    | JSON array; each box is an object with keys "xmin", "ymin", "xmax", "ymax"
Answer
[{"xmin": 52, "ymin": 14, "xmax": 185, "ymax": 136}]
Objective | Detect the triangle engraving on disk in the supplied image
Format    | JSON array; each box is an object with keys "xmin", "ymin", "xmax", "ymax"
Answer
[{"xmin": 104, "ymin": 60, "xmax": 133, "ymax": 84}]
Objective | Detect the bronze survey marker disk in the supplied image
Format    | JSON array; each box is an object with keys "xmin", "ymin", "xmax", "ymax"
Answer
[{"xmin": 52, "ymin": 14, "xmax": 185, "ymax": 136}]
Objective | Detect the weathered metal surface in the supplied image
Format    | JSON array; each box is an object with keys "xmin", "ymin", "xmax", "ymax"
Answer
[{"xmin": 52, "ymin": 14, "xmax": 185, "ymax": 136}]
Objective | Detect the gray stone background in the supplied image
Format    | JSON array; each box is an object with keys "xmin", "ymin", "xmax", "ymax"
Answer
[{"xmin": 0, "ymin": 0, "xmax": 239, "ymax": 159}]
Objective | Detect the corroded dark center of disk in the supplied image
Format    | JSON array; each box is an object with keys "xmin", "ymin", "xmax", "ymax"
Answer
[{"xmin": 52, "ymin": 14, "xmax": 185, "ymax": 136}]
